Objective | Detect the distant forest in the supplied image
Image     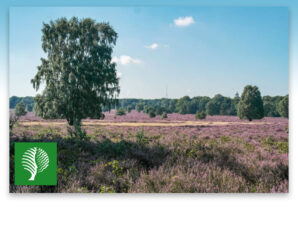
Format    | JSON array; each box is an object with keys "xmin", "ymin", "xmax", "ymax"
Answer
[{"xmin": 10, "ymin": 94, "xmax": 287, "ymax": 117}]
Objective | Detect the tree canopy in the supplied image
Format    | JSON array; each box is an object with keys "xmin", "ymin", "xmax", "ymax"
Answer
[
  {"xmin": 31, "ymin": 17, "xmax": 119, "ymax": 126},
  {"xmin": 278, "ymin": 95, "xmax": 289, "ymax": 118},
  {"xmin": 237, "ymin": 85, "xmax": 264, "ymax": 121},
  {"xmin": 15, "ymin": 102, "xmax": 27, "ymax": 117}
]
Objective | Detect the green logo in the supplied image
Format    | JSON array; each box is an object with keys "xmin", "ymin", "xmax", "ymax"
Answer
[{"xmin": 14, "ymin": 142, "xmax": 57, "ymax": 185}]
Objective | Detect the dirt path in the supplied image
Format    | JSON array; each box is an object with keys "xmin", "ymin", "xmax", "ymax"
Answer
[{"xmin": 20, "ymin": 120, "xmax": 271, "ymax": 127}]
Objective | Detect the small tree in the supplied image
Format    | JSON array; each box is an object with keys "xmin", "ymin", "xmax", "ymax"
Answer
[
  {"xmin": 278, "ymin": 95, "xmax": 288, "ymax": 118},
  {"xmin": 237, "ymin": 85, "xmax": 264, "ymax": 121},
  {"xmin": 195, "ymin": 111, "xmax": 206, "ymax": 120},
  {"xmin": 31, "ymin": 17, "xmax": 119, "ymax": 127},
  {"xmin": 161, "ymin": 112, "xmax": 168, "ymax": 119},
  {"xmin": 15, "ymin": 102, "xmax": 27, "ymax": 117}
]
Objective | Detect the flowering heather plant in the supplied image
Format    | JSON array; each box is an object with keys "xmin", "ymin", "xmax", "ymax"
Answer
[{"xmin": 10, "ymin": 113, "xmax": 288, "ymax": 193}]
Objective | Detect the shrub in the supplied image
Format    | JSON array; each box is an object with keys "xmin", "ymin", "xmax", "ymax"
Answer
[
  {"xmin": 195, "ymin": 111, "xmax": 206, "ymax": 120},
  {"xmin": 149, "ymin": 110, "xmax": 156, "ymax": 118},
  {"xmin": 155, "ymin": 107, "xmax": 165, "ymax": 115},
  {"xmin": 116, "ymin": 108, "xmax": 126, "ymax": 116},
  {"xmin": 161, "ymin": 112, "xmax": 168, "ymax": 119}
]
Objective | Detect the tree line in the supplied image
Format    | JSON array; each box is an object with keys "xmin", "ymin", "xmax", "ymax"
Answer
[
  {"xmin": 10, "ymin": 91, "xmax": 288, "ymax": 119},
  {"xmin": 113, "ymin": 92, "xmax": 288, "ymax": 119}
]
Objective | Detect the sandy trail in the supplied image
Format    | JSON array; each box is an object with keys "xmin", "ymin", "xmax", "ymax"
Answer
[{"xmin": 20, "ymin": 120, "xmax": 271, "ymax": 127}]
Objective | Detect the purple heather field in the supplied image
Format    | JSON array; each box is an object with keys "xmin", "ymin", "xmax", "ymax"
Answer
[{"xmin": 10, "ymin": 110, "xmax": 288, "ymax": 193}]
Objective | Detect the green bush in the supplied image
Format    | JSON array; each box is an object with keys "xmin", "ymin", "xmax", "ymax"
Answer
[
  {"xmin": 195, "ymin": 111, "xmax": 206, "ymax": 120},
  {"xmin": 149, "ymin": 110, "xmax": 156, "ymax": 118},
  {"xmin": 15, "ymin": 102, "xmax": 27, "ymax": 117},
  {"xmin": 161, "ymin": 112, "xmax": 168, "ymax": 119},
  {"xmin": 116, "ymin": 108, "xmax": 126, "ymax": 116}
]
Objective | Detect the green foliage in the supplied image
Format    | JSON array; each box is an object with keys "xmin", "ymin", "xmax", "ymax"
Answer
[
  {"xmin": 206, "ymin": 94, "xmax": 232, "ymax": 116},
  {"xmin": 195, "ymin": 111, "xmax": 206, "ymax": 120},
  {"xmin": 126, "ymin": 105, "xmax": 132, "ymax": 113},
  {"xmin": 99, "ymin": 185, "xmax": 115, "ymax": 193},
  {"xmin": 135, "ymin": 102, "xmax": 144, "ymax": 112},
  {"xmin": 10, "ymin": 92, "xmax": 284, "ymax": 118},
  {"xmin": 261, "ymin": 136, "xmax": 288, "ymax": 154},
  {"xmin": 278, "ymin": 95, "xmax": 288, "ymax": 118},
  {"xmin": 149, "ymin": 110, "xmax": 156, "ymax": 118},
  {"xmin": 14, "ymin": 102, "xmax": 27, "ymax": 117},
  {"xmin": 155, "ymin": 106, "xmax": 165, "ymax": 115},
  {"xmin": 176, "ymin": 96, "xmax": 191, "ymax": 114},
  {"xmin": 263, "ymin": 101, "xmax": 279, "ymax": 117},
  {"xmin": 26, "ymin": 104, "xmax": 33, "ymax": 112},
  {"xmin": 10, "ymin": 96, "xmax": 34, "ymax": 110},
  {"xmin": 135, "ymin": 129, "xmax": 149, "ymax": 146},
  {"xmin": 31, "ymin": 17, "xmax": 119, "ymax": 126},
  {"xmin": 67, "ymin": 122, "xmax": 90, "ymax": 144},
  {"xmin": 206, "ymin": 100, "xmax": 218, "ymax": 116},
  {"xmin": 33, "ymin": 127, "xmax": 61, "ymax": 139},
  {"xmin": 238, "ymin": 85, "xmax": 264, "ymax": 121},
  {"xmin": 116, "ymin": 108, "xmax": 126, "ymax": 116},
  {"xmin": 161, "ymin": 112, "xmax": 168, "ymax": 119},
  {"xmin": 105, "ymin": 160, "xmax": 124, "ymax": 177}
]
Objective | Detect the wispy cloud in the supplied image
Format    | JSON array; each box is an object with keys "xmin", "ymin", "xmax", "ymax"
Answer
[
  {"xmin": 112, "ymin": 55, "xmax": 141, "ymax": 65},
  {"xmin": 145, "ymin": 43, "xmax": 159, "ymax": 50},
  {"xmin": 174, "ymin": 16, "xmax": 195, "ymax": 27}
]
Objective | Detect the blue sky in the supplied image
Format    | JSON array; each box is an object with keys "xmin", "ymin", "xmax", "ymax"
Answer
[{"xmin": 8, "ymin": 6, "xmax": 289, "ymax": 98}]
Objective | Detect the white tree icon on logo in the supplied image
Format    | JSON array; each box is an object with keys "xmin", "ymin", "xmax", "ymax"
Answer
[{"xmin": 21, "ymin": 147, "xmax": 49, "ymax": 181}]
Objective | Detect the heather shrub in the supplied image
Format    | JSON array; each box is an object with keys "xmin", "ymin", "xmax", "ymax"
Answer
[
  {"xmin": 130, "ymin": 160, "xmax": 247, "ymax": 193},
  {"xmin": 33, "ymin": 127, "xmax": 61, "ymax": 139},
  {"xmin": 135, "ymin": 129, "xmax": 149, "ymax": 146},
  {"xmin": 10, "ymin": 114, "xmax": 288, "ymax": 193}
]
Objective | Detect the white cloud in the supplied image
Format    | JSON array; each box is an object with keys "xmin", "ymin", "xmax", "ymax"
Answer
[
  {"xmin": 117, "ymin": 71, "xmax": 123, "ymax": 77},
  {"xmin": 174, "ymin": 16, "xmax": 195, "ymax": 27},
  {"xmin": 112, "ymin": 55, "xmax": 141, "ymax": 65},
  {"xmin": 145, "ymin": 43, "xmax": 159, "ymax": 50}
]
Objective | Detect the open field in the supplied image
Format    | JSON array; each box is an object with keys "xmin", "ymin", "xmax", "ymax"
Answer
[
  {"xmin": 10, "ymin": 111, "xmax": 288, "ymax": 193},
  {"xmin": 20, "ymin": 120, "xmax": 272, "ymax": 127}
]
